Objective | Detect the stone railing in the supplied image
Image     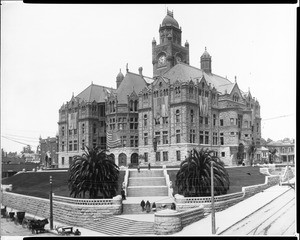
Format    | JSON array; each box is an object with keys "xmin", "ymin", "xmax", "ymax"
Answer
[
  {"xmin": 175, "ymin": 174, "xmax": 280, "ymax": 212},
  {"xmin": 1, "ymin": 184, "xmax": 12, "ymax": 191},
  {"xmin": 163, "ymin": 166, "xmax": 174, "ymax": 198},
  {"xmin": 154, "ymin": 206, "xmax": 205, "ymax": 235},
  {"xmin": 281, "ymin": 166, "xmax": 295, "ymax": 183},
  {"xmin": 123, "ymin": 168, "xmax": 129, "ymax": 196},
  {"xmin": 52, "ymin": 194, "xmax": 121, "ymax": 205},
  {"xmin": 259, "ymin": 167, "xmax": 271, "ymax": 175},
  {"xmin": 1, "ymin": 191, "xmax": 123, "ymax": 228}
]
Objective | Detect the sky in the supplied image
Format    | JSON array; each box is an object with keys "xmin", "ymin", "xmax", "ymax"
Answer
[{"xmin": 1, "ymin": 3, "xmax": 297, "ymax": 153}]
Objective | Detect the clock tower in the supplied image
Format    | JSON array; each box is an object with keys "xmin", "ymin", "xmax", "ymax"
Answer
[{"xmin": 152, "ymin": 10, "xmax": 190, "ymax": 77}]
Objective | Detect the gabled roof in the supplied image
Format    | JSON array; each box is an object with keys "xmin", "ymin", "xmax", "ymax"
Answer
[
  {"xmin": 76, "ymin": 83, "xmax": 115, "ymax": 103},
  {"xmin": 116, "ymin": 72, "xmax": 148, "ymax": 104},
  {"xmin": 162, "ymin": 62, "xmax": 235, "ymax": 94}
]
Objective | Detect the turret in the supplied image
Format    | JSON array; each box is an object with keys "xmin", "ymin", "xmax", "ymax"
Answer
[
  {"xmin": 200, "ymin": 47, "xmax": 212, "ymax": 74},
  {"xmin": 116, "ymin": 69, "xmax": 124, "ymax": 88}
]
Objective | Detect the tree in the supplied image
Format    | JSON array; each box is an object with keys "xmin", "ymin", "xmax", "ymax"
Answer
[
  {"xmin": 68, "ymin": 146, "xmax": 119, "ymax": 199},
  {"xmin": 248, "ymin": 141, "xmax": 256, "ymax": 165},
  {"xmin": 175, "ymin": 148, "xmax": 230, "ymax": 197},
  {"xmin": 269, "ymin": 148, "xmax": 277, "ymax": 163},
  {"xmin": 237, "ymin": 143, "xmax": 245, "ymax": 165}
]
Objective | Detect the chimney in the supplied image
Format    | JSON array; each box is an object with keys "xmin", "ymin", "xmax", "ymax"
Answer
[{"xmin": 138, "ymin": 67, "xmax": 143, "ymax": 76}]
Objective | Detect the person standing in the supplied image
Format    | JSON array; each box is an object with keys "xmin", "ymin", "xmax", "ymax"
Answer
[
  {"xmin": 148, "ymin": 163, "xmax": 151, "ymax": 170},
  {"xmin": 152, "ymin": 202, "xmax": 156, "ymax": 212},
  {"xmin": 137, "ymin": 164, "xmax": 140, "ymax": 173},
  {"xmin": 140, "ymin": 200, "xmax": 145, "ymax": 211},
  {"xmin": 171, "ymin": 202, "xmax": 176, "ymax": 210},
  {"xmin": 146, "ymin": 200, "xmax": 151, "ymax": 213},
  {"xmin": 121, "ymin": 189, "xmax": 126, "ymax": 200}
]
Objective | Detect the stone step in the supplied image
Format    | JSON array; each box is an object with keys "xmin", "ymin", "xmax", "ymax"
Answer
[
  {"xmin": 128, "ymin": 177, "xmax": 166, "ymax": 186},
  {"xmin": 122, "ymin": 202, "xmax": 174, "ymax": 215},
  {"xmin": 129, "ymin": 170, "xmax": 164, "ymax": 178},
  {"xmin": 127, "ymin": 186, "xmax": 168, "ymax": 197},
  {"xmin": 85, "ymin": 216, "xmax": 154, "ymax": 235}
]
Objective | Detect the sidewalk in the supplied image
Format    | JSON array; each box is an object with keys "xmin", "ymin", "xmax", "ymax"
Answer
[
  {"xmin": 1, "ymin": 206, "xmax": 103, "ymax": 239},
  {"xmin": 173, "ymin": 184, "xmax": 294, "ymax": 235}
]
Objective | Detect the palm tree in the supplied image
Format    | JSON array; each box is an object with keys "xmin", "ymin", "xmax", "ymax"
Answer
[
  {"xmin": 248, "ymin": 141, "xmax": 256, "ymax": 165},
  {"xmin": 175, "ymin": 148, "xmax": 230, "ymax": 197},
  {"xmin": 68, "ymin": 146, "xmax": 119, "ymax": 199}
]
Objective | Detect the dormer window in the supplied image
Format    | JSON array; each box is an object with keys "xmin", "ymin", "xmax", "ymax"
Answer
[{"xmin": 233, "ymin": 93, "xmax": 239, "ymax": 102}]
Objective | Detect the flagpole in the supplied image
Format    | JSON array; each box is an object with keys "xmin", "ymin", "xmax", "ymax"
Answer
[{"xmin": 211, "ymin": 160, "xmax": 216, "ymax": 234}]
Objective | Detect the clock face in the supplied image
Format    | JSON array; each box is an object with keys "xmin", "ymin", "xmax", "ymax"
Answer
[
  {"xmin": 158, "ymin": 55, "xmax": 166, "ymax": 66},
  {"xmin": 176, "ymin": 56, "xmax": 182, "ymax": 63}
]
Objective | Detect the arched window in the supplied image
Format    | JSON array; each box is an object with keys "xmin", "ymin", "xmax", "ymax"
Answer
[
  {"xmin": 144, "ymin": 114, "xmax": 147, "ymax": 128},
  {"xmin": 282, "ymin": 147, "xmax": 285, "ymax": 153},
  {"xmin": 93, "ymin": 123, "xmax": 97, "ymax": 134},
  {"xmin": 61, "ymin": 126, "xmax": 65, "ymax": 137},
  {"xmin": 129, "ymin": 100, "xmax": 133, "ymax": 111},
  {"xmin": 176, "ymin": 109, "xmax": 180, "ymax": 123},
  {"xmin": 134, "ymin": 100, "xmax": 138, "ymax": 111},
  {"xmin": 190, "ymin": 109, "xmax": 194, "ymax": 123},
  {"xmin": 233, "ymin": 93, "xmax": 239, "ymax": 102},
  {"xmin": 213, "ymin": 114, "xmax": 216, "ymax": 126},
  {"xmin": 112, "ymin": 101, "xmax": 115, "ymax": 112}
]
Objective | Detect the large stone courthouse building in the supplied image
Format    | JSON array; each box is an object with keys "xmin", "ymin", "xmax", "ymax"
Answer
[{"xmin": 57, "ymin": 10, "xmax": 261, "ymax": 168}]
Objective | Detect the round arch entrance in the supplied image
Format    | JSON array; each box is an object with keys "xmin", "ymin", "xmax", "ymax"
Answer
[
  {"xmin": 131, "ymin": 153, "xmax": 139, "ymax": 165},
  {"xmin": 118, "ymin": 153, "xmax": 127, "ymax": 167}
]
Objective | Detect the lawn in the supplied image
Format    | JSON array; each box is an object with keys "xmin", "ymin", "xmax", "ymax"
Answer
[
  {"xmin": 2, "ymin": 170, "xmax": 126, "ymax": 199},
  {"xmin": 2, "ymin": 166, "xmax": 266, "ymax": 199},
  {"xmin": 168, "ymin": 166, "xmax": 266, "ymax": 195}
]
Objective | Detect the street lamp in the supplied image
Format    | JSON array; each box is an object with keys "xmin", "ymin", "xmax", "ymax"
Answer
[
  {"xmin": 211, "ymin": 160, "xmax": 216, "ymax": 234},
  {"xmin": 49, "ymin": 176, "xmax": 53, "ymax": 230}
]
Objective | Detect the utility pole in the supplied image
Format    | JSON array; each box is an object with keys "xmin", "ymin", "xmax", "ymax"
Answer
[
  {"xmin": 286, "ymin": 152, "xmax": 290, "ymax": 185},
  {"xmin": 211, "ymin": 160, "xmax": 216, "ymax": 234},
  {"xmin": 49, "ymin": 175, "xmax": 53, "ymax": 230}
]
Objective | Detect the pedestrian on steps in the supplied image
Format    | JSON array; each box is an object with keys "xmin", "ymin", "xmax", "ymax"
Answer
[
  {"xmin": 146, "ymin": 200, "xmax": 151, "ymax": 213},
  {"xmin": 121, "ymin": 189, "xmax": 126, "ymax": 200},
  {"xmin": 140, "ymin": 200, "xmax": 145, "ymax": 211},
  {"xmin": 148, "ymin": 163, "xmax": 151, "ymax": 170},
  {"xmin": 152, "ymin": 202, "xmax": 156, "ymax": 212},
  {"xmin": 171, "ymin": 202, "xmax": 176, "ymax": 210},
  {"xmin": 137, "ymin": 164, "xmax": 140, "ymax": 173}
]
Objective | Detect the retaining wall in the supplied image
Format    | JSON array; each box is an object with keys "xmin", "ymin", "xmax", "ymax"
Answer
[
  {"xmin": 1, "ymin": 191, "xmax": 122, "ymax": 227},
  {"xmin": 175, "ymin": 175, "xmax": 280, "ymax": 212},
  {"xmin": 154, "ymin": 206, "xmax": 204, "ymax": 235}
]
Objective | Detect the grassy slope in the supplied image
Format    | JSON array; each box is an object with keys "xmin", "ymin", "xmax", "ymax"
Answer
[
  {"xmin": 2, "ymin": 166, "xmax": 265, "ymax": 199},
  {"xmin": 168, "ymin": 166, "xmax": 266, "ymax": 195},
  {"xmin": 2, "ymin": 170, "xmax": 126, "ymax": 199}
]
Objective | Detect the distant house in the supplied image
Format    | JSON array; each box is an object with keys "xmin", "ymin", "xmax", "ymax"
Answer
[
  {"xmin": 2, "ymin": 163, "xmax": 40, "ymax": 178},
  {"xmin": 266, "ymin": 139, "xmax": 295, "ymax": 163},
  {"xmin": 256, "ymin": 146, "xmax": 269, "ymax": 164},
  {"xmin": 39, "ymin": 136, "xmax": 59, "ymax": 168},
  {"xmin": 22, "ymin": 153, "xmax": 40, "ymax": 163}
]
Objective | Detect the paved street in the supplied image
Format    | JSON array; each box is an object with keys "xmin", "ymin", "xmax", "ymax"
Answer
[
  {"xmin": 219, "ymin": 186, "xmax": 295, "ymax": 235},
  {"xmin": 1, "ymin": 217, "xmax": 55, "ymax": 239}
]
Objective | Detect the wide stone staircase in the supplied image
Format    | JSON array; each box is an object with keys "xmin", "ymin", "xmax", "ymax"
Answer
[
  {"xmin": 86, "ymin": 216, "xmax": 154, "ymax": 235},
  {"xmin": 123, "ymin": 169, "xmax": 174, "ymax": 214},
  {"xmin": 127, "ymin": 170, "xmax": 168, "ymax": 197}
]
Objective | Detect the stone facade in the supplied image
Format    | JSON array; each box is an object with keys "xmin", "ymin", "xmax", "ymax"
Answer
[
  {"xmin": 39, "ymin": 136, "xmax": 59, "ymax": 168},
  {"xmin": 57, "ymin": 11, "xmax": 261, "ymax": 168}
]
